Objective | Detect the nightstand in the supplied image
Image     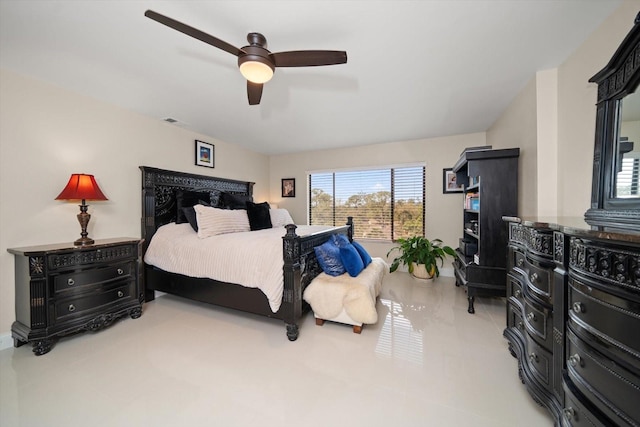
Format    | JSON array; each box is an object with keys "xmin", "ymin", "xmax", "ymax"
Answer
[{"xmin": 8, "ymin": 238, "xmax": 143, "ymax": 355}]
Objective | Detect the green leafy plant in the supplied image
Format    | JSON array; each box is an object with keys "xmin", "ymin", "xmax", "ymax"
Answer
[{"xmin": 386, "ymin": 236, "xmax": 456, "ymax": 278}]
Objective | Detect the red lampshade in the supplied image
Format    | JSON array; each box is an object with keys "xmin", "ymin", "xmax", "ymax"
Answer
[{"xmin": 55, "ymin": 174, "xmax": 108, "ymax": 201}]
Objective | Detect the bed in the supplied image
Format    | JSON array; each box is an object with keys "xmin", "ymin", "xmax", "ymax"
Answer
[{"xmin": 140, "ymin": 166, "xmax": 352, "ymax": 341}]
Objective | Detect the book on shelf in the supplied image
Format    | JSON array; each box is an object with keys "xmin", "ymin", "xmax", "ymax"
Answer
[{"xmin": 464, "ymin": 193, "xmax": 479, "ymax": 210}]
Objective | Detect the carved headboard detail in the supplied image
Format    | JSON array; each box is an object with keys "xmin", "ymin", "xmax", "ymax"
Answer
[{"xmin": 140, "ymin": 166, "xmax": 254, "ymax": 250}]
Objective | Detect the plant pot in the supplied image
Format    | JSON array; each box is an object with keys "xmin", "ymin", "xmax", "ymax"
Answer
[{"xmin": 410, "ymin": 262, "xmax": 435, "ymax": 280}]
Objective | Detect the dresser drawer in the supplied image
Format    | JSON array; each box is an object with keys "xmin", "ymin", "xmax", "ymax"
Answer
[
  {"xmin": 54, "ymin": 282, "xmax": 134, "ymax": 322},
  {"xmin": 562, "ymin": 380, "xmax": 608, "ymax": 427},
  {"xmin": 507, "ymin": 300, "xmax": 525, "ymax": 333},
  {"xmin": 525, "ymin": 332, "xmax": 552, "ymax": 387},
  {"xmin": 53, "ymin": 262, "xmax": 133, "ymax": 294},
  {"xmin": 523, "ymin": 256, "xmax": 552, "ymax": 301},
  {"xmin": 511, "ymin": 247, "xmax": 526, "ymax": 272},
  {"xmin": 568, "ymin": 278, "xmax": 640, "ymax": 364},
  {"xmin": 507, "ymin": 273, "xmax": 524, "ymax": 307},
  {"xmin": 566, "ymin": 328, "xmax": 640, "ymax": 426},
  {"xmin": 524, "ymin": 298, "xmax": 553, "ymax": 350}
]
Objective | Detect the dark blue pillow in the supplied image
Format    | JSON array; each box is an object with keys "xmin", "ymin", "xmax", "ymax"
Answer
[
  {"xmin": 333, "ymin": 234, "xmax": 365, "ymax": 277},
  {"xmin": 352, "ymin": 241, "xmax": 372, "ymax": 267},
  {"xmin": 339, "ymin": 243, "xmax": 364, "ymax": 277},
  {"xmin": 314, "ymin": 240, "xmax": 346, "ymax": 276}
]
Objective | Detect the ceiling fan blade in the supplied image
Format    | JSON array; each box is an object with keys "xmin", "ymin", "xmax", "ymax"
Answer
[
  {"xmin": 270, "ymin": 50, "xmax": 347, "ymax": 67},
  {"xmin": 145, "ymin": 10, "xmax": 244, "ymax": 57},
  {"xmin": 247, "ymin": 81, "xmax": 263, "ymax": 105}
]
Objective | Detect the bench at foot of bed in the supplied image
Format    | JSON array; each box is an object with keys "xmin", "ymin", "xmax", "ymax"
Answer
[
  {"xmin": 303, "ymin": 257, "xmax": 387, "ymax": 334},
  {"xmin": 315, "ymin": 317, "xmax": 363, "ymax": 334}
]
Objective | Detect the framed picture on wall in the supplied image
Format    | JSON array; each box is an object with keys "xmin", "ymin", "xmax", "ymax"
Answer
[
  {"xmin": 443, "ymin": 168, "xmax": 463, "ymax": 193},
  {"xmin": 195, "ymin": 140, "xmax": 215, "ymax": 168},
  {"xmin": 282, "ymin": 178, "xmax": 295, "ymax": 197}
]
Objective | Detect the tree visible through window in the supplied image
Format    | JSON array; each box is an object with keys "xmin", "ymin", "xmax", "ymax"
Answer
[{"xmin": 309, "ymin": 166, "xmax": 425, "ymax": 240}]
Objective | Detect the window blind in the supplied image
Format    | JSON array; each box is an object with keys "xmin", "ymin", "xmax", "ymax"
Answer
[
  {"xmin": 617, "ymin": 157, "xmax": 639, "ymax": 197},
  {"xmin": 309, "ymin": 166, "xmax": 424, "ymax": 240}
]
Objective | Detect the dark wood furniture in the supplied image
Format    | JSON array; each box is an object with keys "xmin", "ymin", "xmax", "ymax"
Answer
[
  {"xmin": 504, "ymin": 218, "xmax": 639, "ymax": 426},
  {"xmin": 8, "ymin": 238, "xmax": 143, "ymax": 355},
  {"xmin": 452, "ymin": 147, "xmax": 519, "ymax": 313},
  {"xmin": 140, "ymin": 166, "xmax": 353, "ymax": 341}
]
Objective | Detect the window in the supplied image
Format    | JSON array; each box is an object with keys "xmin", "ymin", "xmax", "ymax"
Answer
[
  {"xmin": 617, "ymin": 157, "xmax": 639, "ymax": 197},
  {"xmin": 309, "ymin": 165, "xmax": 425, "ymax": 240}
]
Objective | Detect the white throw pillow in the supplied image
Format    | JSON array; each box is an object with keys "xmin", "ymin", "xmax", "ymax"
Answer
[
  {"xmin": 194, "ymin": 205, "xmax": 250, "ymax": 238},
  {"xmin": 270, "ymin": 209, "xmax": 294, "ymax": 227}
]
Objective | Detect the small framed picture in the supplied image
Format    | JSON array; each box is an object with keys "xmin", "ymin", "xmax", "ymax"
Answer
[
  {"xmin": 443, "ymin": 168, "xmax": 463, "ymax": 193},
  {"xmin": 282, "ymin": 178, "xmax": 295, "ymax": 198},
  {"xmin": 195, "ymin": 140, "xmax": 214, "ymax": 168}
]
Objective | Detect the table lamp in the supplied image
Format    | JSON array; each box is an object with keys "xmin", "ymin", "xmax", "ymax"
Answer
[{"xmin": 55, "ymin": 174, "xmax": 108, "ymax": 246}]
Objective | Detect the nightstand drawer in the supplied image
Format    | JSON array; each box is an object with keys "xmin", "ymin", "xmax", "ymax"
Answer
[
  {"xmin": 54, "ymin": 282, "xmax": 134, "ymax": 321},
  {"xmin": 54, "ymin": 262, "xmax": 133, "ymax": 293},
  {"xmin": 47, "ymin": 244, "xmax": 136, "ymax": 271}
]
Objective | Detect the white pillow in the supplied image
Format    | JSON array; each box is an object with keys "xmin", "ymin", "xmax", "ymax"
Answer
[
  {"xmin": 194, "ymin": 205, "xmax": 250, "ymax": 238},
  {"xmin": 270, "ymin": 209, "xmax": 295, "ymax": 227}
]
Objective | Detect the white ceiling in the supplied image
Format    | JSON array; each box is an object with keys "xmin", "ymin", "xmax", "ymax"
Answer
[{"xmin": 0, "ymin": 0, "xmax": 622, "ymax": 155}]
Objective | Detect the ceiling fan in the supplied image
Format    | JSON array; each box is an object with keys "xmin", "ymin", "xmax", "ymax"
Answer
[{"xmin": 144, "ymin": 10, "xmax": 348, "ymax": 105}]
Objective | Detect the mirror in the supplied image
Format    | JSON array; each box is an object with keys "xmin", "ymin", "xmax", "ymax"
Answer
[
  {"xmin": 616, "ymin": 93, "xmax": 640, "ymax": 198},
  {"xmin": 585, "ymin": 12, "xmax": 640, "ymax": 230}
]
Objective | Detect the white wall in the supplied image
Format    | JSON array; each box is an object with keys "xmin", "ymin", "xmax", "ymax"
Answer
[
  {"xmin": 0, "ymin": 69, "xmax": 270, "ymax": 337},
  {"xmin": 486, "ymin": 76, "xmax": 539, "ymax": 216},
  {"xmin": 556, "ymin": 0, "xmax": 640, "ymax": 217},
  {"xmin": 486, "ymin": 1, "xmax": 640, "ymax": 219},
  {"xmin": 268, "ymin": 133, "xmax": 487, "ymax": 264}
]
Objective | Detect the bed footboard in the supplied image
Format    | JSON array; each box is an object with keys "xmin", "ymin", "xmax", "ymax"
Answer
[{"xmin": 281, "ymin": 217, "xmax": 353, "ymax": 341}]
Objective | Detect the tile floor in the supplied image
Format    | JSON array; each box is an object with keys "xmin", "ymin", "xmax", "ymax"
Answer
[{"xmin": 0, "ymin": 273, "xmax": 552, "ymax": 427}]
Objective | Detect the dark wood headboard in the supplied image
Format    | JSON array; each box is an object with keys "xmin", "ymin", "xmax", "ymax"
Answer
[{"xmin": 140, "ymin": 166, "xmax": 254, "ymax": 251}]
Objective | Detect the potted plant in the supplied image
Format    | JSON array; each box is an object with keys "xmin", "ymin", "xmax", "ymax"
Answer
[{"xmin": 386, "ymin": 236, "xmax": 456, "ymax": 279}]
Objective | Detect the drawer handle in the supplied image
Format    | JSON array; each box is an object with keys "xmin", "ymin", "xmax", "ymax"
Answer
[
  {"xmin": 527, "ymin": 312, "xmax": 536, "ymax": 322},
  {"xmin": 529, "ymin": 353, "xmax": 538, "ymax": 363},
  {"xmin": 517, "ymin": 258, "xmax": 524, "ymax": 267},
  {"xmin": 514, "ymin": 289, "xmax": 521, "ymax": 298},
  {"xmin": 117, "ymin": 268, "xmax": 124, "ymax": 275},
  {"xmin": 572, "ymin": 302, "xmax": 584, "ymax": 314},
  {"xmin": 568, "ymin": 354, "xmax": 582, "ymax": 367},
  {"xmin": 530, "ymin": 272, "xmax": 538, "ymax": 283},
  {"xmin": 67, "ymin": 278, "xmax": 75, "ymax": 286},
  {"xmin": 68, "ymin": 304, "xmax": 76, "ymax": 312},
  {"xmin": 563, "ymin": 407, "xmax": 575, "ymax": 420},
  {"xmin": 117, "ymin": 291, "xmax": 124, "ymax": 298}
]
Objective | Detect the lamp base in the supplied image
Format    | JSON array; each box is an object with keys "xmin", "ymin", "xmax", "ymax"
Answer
[{"xmin": 74, "ymin": 237, "xmax": 95, "ymax": 246}]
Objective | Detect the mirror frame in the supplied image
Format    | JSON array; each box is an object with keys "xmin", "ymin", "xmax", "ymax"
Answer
[{"xmin": 585, "ymin": 12, "xmax": 640, "ymax": 230}]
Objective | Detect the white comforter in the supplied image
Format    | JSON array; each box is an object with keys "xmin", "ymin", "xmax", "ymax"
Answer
[{"xmin": 144, "ymin": 223, "xmax": 335, "ymax": 312}]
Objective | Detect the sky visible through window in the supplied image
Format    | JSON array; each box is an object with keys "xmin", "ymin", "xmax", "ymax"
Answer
[{"xmin": 311, "ymin": 167, "xmax": 423, "ymax": 202}]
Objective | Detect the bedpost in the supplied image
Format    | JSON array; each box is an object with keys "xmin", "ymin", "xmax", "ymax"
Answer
[
  {"xmin": 282, "ymin": 224, "xmax": 301, "ymax": 341},
  {"xmin": 347, "ymin": 216, "xmax": 353, "ymax": 241},
  {"xmin": 140, "ymin": 167, "xmax": 157, "ymax": 302}
]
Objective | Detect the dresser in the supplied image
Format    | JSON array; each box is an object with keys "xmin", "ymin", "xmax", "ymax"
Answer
[
  {"xmin": 8, "ymin": 238, "xmax": 143, "ymax": 355},
  {"xmin": 504, "ymin": 217, "xmax": 639, "ymax": 426}
]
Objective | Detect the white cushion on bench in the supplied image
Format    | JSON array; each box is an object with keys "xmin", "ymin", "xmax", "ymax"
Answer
[{"xmin": 303, "ymin": 257, "xmax": 387, "ymax": 325}]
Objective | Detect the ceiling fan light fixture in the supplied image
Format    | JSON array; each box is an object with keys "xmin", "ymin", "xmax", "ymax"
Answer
[{"xmin": 239, "ymin": 59, "xmax": 274, "ymax": 84}]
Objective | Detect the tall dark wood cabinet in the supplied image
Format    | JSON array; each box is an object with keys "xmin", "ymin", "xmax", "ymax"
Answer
[
  {"xmin": 504, "ymin": 218, "xmax": 640, "ymax": 426},
  {"xmin": 452, "ymin": 147, "xmax": 520, "ymax": 313},
  {"xmin": 8, "ymin": 238, "xmax": 144, "ymax": 355}
]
